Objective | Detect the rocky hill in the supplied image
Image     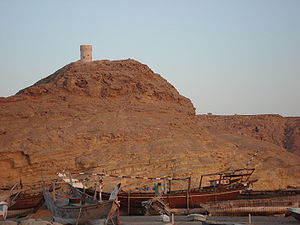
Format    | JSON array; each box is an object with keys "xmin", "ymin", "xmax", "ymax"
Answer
[
  {"xmin": 1, "ymin": 60, "xmax": 300, "ymax": 191},
  {"xmin": 197, "ymin": 115, "xmax": 300, "ymax": 156},
  {"xmin": 285, "ymin": 117, "xmax": 300, "ymax": 155}
]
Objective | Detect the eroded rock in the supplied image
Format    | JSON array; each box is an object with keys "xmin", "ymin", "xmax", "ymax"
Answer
[{"xmin": 0, "ymin": 60, "xmax": 299, "ymax": 191}]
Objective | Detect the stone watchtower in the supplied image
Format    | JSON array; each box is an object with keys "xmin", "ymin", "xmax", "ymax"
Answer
[{"xmin": 80, "ymin": 45, "xmax": 92, "ymax": 62}]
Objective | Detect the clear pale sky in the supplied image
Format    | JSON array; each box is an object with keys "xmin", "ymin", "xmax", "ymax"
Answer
[{"xmin": 0, "ymin": 1, "xmax": 299, "ymax": 116}]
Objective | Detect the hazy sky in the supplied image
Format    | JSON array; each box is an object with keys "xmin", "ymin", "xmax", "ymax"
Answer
[{"xmin": 0, "ymin": 1, "xmax": 299, "ymax": 116}]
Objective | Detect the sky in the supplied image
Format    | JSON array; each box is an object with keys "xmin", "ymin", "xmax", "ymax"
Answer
[{"xmin": 0, "ymin": 0, "xmax": 299, "ymax": 116}]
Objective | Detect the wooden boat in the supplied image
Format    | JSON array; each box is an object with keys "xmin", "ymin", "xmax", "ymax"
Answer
[
  {"xmin": 43, "ymin": 181, "xmax": 121, "ymax": 225},
  {"xmin": 4, "ymin": 193, "xmax": 44, "ymax": 219},
  {"xmin": 0, "ymin": 183, "xmax": 21, "ymax": 220},
  {"xmin": 7, "ymin": 208, "xmax": 36, "ymax": 219},
  {"xmin": 80, "ymin": 168, "xmax": 255, "ymax": 215},
  {"xmin": 6, "ymin": 182, "xmax": 45, "ymax": 219},
  {"xmin": 105, "ymin": 186, "xmax": 242, "ymax": 212},
  {"xmin": 0, "ymin": 181, "xmax": 44, "ymax": 212},
  {"xmin": 288, "ymin": 208, "xmax": 300, "ymax": 222},
  {"xmin": 9, "ymin": 192, "xmax": 44, "ymax": 210}
]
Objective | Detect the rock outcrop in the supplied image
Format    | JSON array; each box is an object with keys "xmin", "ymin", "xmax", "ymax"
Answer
[
  {"xmin": 1, "ymin": 60, "xmax": 300, "ymax": 191},
  {"xmin": 197, "ymin": 115, "xmax": 300, "ymax": 156},
  {"xmin": 285, "ymin": 117, "xmax": 300, "ymax": 155}
]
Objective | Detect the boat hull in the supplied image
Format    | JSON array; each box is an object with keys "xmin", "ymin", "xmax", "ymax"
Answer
[
  {"xmin": 43, "ymin": 190, "xmax": 118, "ymax": 225},
  {"xmin": 9, "ymin": 193, "xmax": 44, "ymax": 210},
  {"xmin": 51, "ymin": 202, "xmax": 118, "ymax": 225},
  {"xmin": 98, "ymin": 188, "xmax": 241, "ymax": 214}
]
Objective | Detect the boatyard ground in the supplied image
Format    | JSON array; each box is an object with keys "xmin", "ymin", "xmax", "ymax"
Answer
[
  {"xmin": 4, "ymin": 215, "xmax": 299, "ymax": 225},
  {"xmin": 120, "ymin": 215, "xmax": 300, "ymax": 225}
]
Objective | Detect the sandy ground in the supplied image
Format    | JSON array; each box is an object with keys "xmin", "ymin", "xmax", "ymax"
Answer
[
  {"xmin": 119, "ymin": 215, "xmax": 299, "ymax": 225},
  {"xmin": 8, "ymin": 206, "xmax": 300, "ymax": 225},
  {"xmin": 5, "ymin": 215, "xmax": 300, "ymax": 225}
]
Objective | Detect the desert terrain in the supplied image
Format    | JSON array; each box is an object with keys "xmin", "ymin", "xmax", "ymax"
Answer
[{"xmin": 0, "ymin": 59, "xmax": 300, "ymax": 191}]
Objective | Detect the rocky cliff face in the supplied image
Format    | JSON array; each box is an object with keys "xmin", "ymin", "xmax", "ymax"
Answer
[
  {"xmin": 1, "ymin": 60, "xmax": 300, "ymax": 191},
  {"xmin": 285, "ymin": 117, "xmax": 300, "ymax": 155},
  {"xmin": 197, "ymin": 115, "xmax": 300, "ymax": 156}
]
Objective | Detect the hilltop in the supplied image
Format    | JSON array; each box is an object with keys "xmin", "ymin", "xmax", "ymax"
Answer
[{"xmin": 0, "ymin": 60, "xmax": 300, "ymax": 190}]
